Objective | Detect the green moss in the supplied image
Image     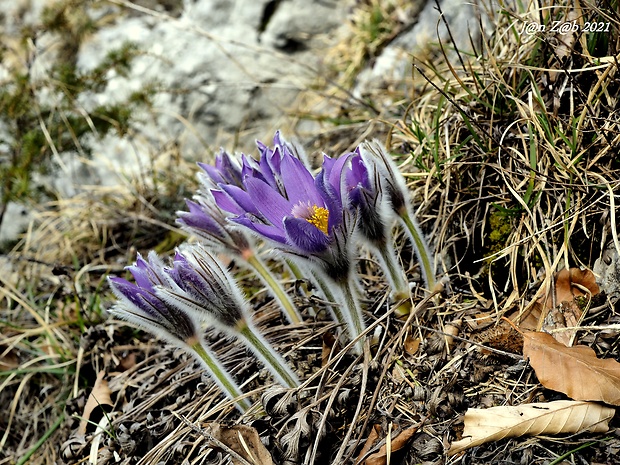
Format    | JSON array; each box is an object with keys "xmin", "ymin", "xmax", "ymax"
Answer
[{"xmin": 488, "ymin": 210, "xmax": 513, "ymax": 255}]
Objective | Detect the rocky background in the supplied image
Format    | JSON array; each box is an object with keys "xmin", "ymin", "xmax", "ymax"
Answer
[{"xmin": 0, "ymin": 0, "xmax": 481, "ymax": 245}]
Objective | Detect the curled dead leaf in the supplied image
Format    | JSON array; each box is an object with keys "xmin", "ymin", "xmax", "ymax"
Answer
[
  {"xmin": 553, "ymin": 268, "xmax": 599, "ymax": 303},
  {"xmin": 322, "ymin": 331, "xmax": 339, "ymax": 367},
  {"xmin": 206, "ymin": 423, "xmax": 274, "ymax": 465},
  {"xmin": 523, "ymin": 331, "xmax": 620, "ymax": 405},
  {"xmin": 356, "ymin": 423, "xmax": 421, "ymax": 465},
  {"xmin": 449, "ymin": 400, "xmax": 614, "ymax": 455},
  {"xmin": 443, "ymin": 319, "xmax": 461, "ymax": 351},
  {"xmin": 77, "ymin": 371, "xmax": 113, "ymax": 435},
  {"xmin": 118, "ymin": 352, "xmax": 137, "ymax": 371},
  {"xmin": 512, "ymin": 268, "xmax": 600, "ymax": 344},
  {"xmin": 357, "ymin": 424, "xmax": 381, "ymax": 464}
]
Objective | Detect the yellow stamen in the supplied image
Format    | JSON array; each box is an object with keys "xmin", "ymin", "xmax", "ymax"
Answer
[
  {"xmin": 306, "ymin": 205, "xmax": 329, "ymax": 234},
  {"xmin": 292, "ymin": 201, "xmax": 330, "ymax": 234}
]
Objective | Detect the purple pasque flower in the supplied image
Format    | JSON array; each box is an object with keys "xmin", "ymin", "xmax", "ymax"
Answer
[
  {"xmin": 197, "ymin": 148, "xmax": 244, "ymax": 187},
  {"xmin": 108, "ymin": 251, "xmax": 252, "ymax": 412},
  {"xmin": 356, "ymin": 141, "xmax": 408, "ymax": 217},
  {"xmin": 158, "ymin": 246, "xmax": 246, "ymax": 329},
  {"xmin": 345, "ymin": 149, "xmax": 391, "ymax": 247},
  {"xmin": 108, "ymin": 252, "xmax": 197, "ymax": 344},
  {"xmin": 176, "ymin": 194, "xmax": 251, "ymax": 256},
  {"xmin": 214, "ymin": 141, "xmax": 356, "ymax": 282},
  {"xmin": 157, "ymin": 245, "xmax": 300, "ymax": 388},
  {"xmin": 178, "ymin": 169, "xmax": 303, "ymax": 325},
  {"xmin": 357, "ymin": 140, "xmax": 436, "ymax": 291},
  {"xmin": 198, "ymin": 132, "xmax": 308, "ymax": 196},
  {"xmin": 345, "ymin": 148, "xmax": 411, "ymax": 298}
]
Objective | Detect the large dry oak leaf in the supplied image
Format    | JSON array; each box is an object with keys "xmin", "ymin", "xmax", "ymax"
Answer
[
  {"xmin": 449, "ymin": 400, "xmax": 614, "ymax": 455},
  {"xmin": 523, "ymin": 331, "xmax": 620, "ymax": 405}
]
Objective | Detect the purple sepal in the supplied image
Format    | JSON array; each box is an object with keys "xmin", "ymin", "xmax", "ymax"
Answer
[
  {"xmin": 232, "ymin": 215, "xmax": 287, "ymax": 244},
  {"xmin": 177, "ymin": 200, "xmax": 226, "ymax": 238},
  {"xmin": 244, "ymin": 177, "xmax": 293, "ymax": 227},
  {"xmin": 315, "ymin": 169, "xmax": 342, "ymax": 233},
  {"xmin": 283, "ymin": 216, "xmax": 331, "ymax": 254}
]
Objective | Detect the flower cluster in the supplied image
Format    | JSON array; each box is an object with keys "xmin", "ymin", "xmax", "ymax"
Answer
[{"xmin": 108, "ymin": 132, "xmax": 435, "ymax": 412}]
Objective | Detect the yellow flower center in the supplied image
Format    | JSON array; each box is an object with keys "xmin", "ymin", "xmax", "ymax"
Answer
[
  {"xmin": 306, "ymin": 205, "xmax": 329, "ymax": 234},
  {"xmin": 292, "ymin": 202, "xmax": 329, "ymax": 234}
]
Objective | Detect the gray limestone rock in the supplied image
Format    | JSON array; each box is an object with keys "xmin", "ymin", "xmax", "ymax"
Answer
[
  {"xmin": 0, "ymin": 202, "xmax": 33, "ymax": 246},
  {"xmin": 594, "ymin": 244, "xmax": 620, "ymax": 306}
]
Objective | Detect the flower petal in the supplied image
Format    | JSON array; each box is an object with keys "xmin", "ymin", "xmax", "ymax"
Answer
[
  {"xmin": 323, "ymin": 152, "xmax": 352, "ymax": 200},
  {"xmin": 198, "ymin": 161, "xmax": 224, "ymax": 185},
  {"xmin": 347, "ymin": 154, "xmax": 370, "ymax": 191},
  {"xmin": 216, "ymin": 150, "xmax": 243, "ymax": 186},
  {"xmin": 244, "ymin": 177, "xmax": 293, "ymax": 227},
  {"xmin": 213, "ymin": 184, "xmax": 261, "ymax": 218},
  {"xmin": 126, "ymin": 255, "xmax": 152, "ymax": 289},
  {"xmin": 280, "ymin": 154, "xmax": 323, "ymax": 207},
  {"xmin": 211, "ymin": 189, "xmax": 244, "ymax": 216},
  {"xmin": 177, "ymin": 200, "xmax": 225, "ymax": 237},
  {"xmin": 283, "ymin": 216, "xmax": 331, "ymax": 254}
]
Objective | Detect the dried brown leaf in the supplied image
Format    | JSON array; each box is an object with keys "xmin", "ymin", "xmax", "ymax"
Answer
[
  {"xmin": 322, "ymin": 331, "xmax": 339, "ymax": 367},
  {"xmin": 118, "ymin": 352, "xmax": 137, "ymax": 371},
  {"xmin": 543, "ymin": 305, "xmax": 581, "ymax": 346},
  {"xmin": 357, "ymin": 424, "xmax": 420, "ymax": 465},
  {"xmin": 544, "ymin": 268, "xmax": 600, "ymax": 345},
  {"xmin": 464, "ymin": 311, "xmax": 494, "ymax": 331},
  {"xmin": 404, "ymin": 335, "xmax": 420, "ymax": 355},
  {"xmin": 553, "ymin": 268, "xmax": 599, "ymax": 304},
  {"xmin": 207, "ymin": 423, "xmax": 274, "ymax": 465},
  {"xmin": 356, "ymin": 424, "xmax": 381, "ymax": 464},
  {"xmin": 523, "ymin": 331, "xmax": 620, "ymax": 405},
  {"xmin": 77, "ymin": 371, "xmax": 113, "ymax": 435},
  {"xmin": 443, "ymin": 319, "xmax": 461, "ymax": 351},
  {"xmin": 512, "ymin": 268, "xmax": 600, "ymax": 340},
  {"xmin": 449, "ymin": 400, "xmax": 614, "ymax": 455},
  {"xmin": 0, "ymin": 347, "xmax": 19, "ymax": 371},
  {"xmin": 509, "ymin": 304, "xmax": 541, "ymax": 331}
]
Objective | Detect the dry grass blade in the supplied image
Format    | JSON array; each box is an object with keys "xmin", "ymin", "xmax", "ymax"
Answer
[
  {"xmin": 523, "ymin": 331, "xmax": 620, "ymax": 405},
  {"xmin": 449, "ymin": 400, "xmax": 614, "ymax": 455}
]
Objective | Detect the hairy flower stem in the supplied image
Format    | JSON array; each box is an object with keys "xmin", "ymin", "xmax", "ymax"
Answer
[
  {"xmin": 285, "ymin": 259, "xmax": 305, "ymax": 281},
  {"xmin": 312, "ymin": 270, "xmax": 366, "ymax": 354},
  {"xmin": 376, "ymin": 242, "xmax": 410, "ymax": 300},
  {"xmin": 245, "ymin": 254, "xmax": 303, "ymax": 324},
  {"xmin": 237, "ymin": 322, "xmax": 299, "ymax": 388},
  {"xmin": 338, "ymin": 277, "xmax": 366, "ymax": 355},
  {"xmin": 312, "ymin": 271, "xmax": 348, "ymax": 327},
  {"xmin": 190, "ymin": 341, "xmax": 252, "ymax": 413},
  {"xmin": 399, "ymin": 209, "xmax": 436, "ymax": 292}
]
